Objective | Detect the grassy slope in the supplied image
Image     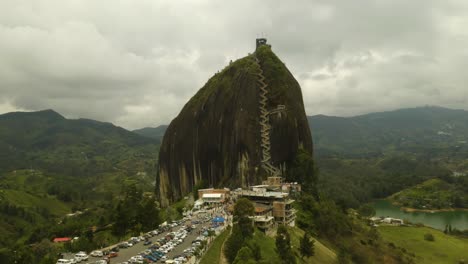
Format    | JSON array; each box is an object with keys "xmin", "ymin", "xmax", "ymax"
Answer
[
  {"xmin": 200, "ymin": 227, "xmax": 230, "ymax": 264},
  {"xmin": 249, "ymin": 227, "xmax": 336, "ymax": 264},
  {"xmin": 253, "ymin": 230, "xmax": 280, "ymax": 263},
  {"xmin": 287, "ymin": 227, "xmax": 337, "ymax": 264},
  {"xmin": 2, "ymin": 189, "xmax": 69, "ymax": 216},
  {"xmin": 379, "ymin": 226, "xmax": 468, "ymax": 264}
]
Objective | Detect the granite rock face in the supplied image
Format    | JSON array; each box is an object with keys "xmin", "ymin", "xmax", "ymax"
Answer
[{"xmin": 157, "ymin": 45, "xmax": 313, "ymax": 206}]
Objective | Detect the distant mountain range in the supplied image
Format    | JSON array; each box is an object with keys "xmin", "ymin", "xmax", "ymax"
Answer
[
  {"xmin": 0, "ymin": 109, "xmax": 159, "ymax": 174},
  {"xmin": 135, "ymin": 106, "xmax": 468, "ymax": 158},
  {"xmin": 133, "ymin": 125, "xmax": 168, "ymax": 141},
  {"xmin": 309, "ymin": 106, "xmax": 468, "ymax": 157}
]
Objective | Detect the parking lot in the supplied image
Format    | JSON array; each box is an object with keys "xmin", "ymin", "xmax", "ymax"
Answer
[{"xmin": 63, "ymin": 205, "xmax": 230, "ymax": 264}]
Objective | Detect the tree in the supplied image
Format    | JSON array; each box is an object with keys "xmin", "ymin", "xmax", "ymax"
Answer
[
  {"xmin": 287, "ymin": 149, "xmax": 318, "ymax": 197},
  {"xmin": 299, "ymin": 233, "xmax": 315, "ymax": 259},
  {"xmin": 238, "ymin": 216, "xmax": 254, "ymax": 238},
  {"xmin": 357, "ymin": 204, "xmax": 376, "ymax": 217},
  {"xmin": 424, "ymin": 233, "xmax": 435, "ymax": 241},
  {"xmin": 224, "ymin": 226, "xmax": 245, "ymax": 264},
  {"xmin": 112, "ymin": 201, "xmax": 130, "ymax": 237},
  {"xmin": 233, "ymin": 246, "xmax": 255, "ymax": 264},
  {"xmin": 249, "ymin": 242, "xmax": 262, "ymax": 261},
  {"xmin": 275, "ymin": 225, "xmax": 296, "ymax": 264},
  {"xmin": 138, "ymin": 195, "xmax": 161, "ymax": 230},
  {"xmin": 234, "ymin": 198, "xmax": 254, "ymax": 218}
]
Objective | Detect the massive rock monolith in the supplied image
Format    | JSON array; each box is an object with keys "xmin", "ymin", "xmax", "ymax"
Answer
[{"xmin": 157, "ymin": 42, "xmax": 313, "ymax": 206}]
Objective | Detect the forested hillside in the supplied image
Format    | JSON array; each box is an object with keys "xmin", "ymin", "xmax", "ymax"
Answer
[
  {"xmin": 309, "ymin": 106, "xmax": 468, "ymax": 158},
  {"xmin": 0, "ymin": 110, "xmax": 160, "ymax": 257},
  {"xmin": 133, "ymin": 125, "xmax": 168, "ymax": 141},
  {"xmin": 0, "ymin": 109, "xmax": 159, "ymax": 175}
]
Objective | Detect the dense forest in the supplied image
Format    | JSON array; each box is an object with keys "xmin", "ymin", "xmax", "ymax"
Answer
[
  {"xmin": 0, "ymin": 110, "xmax": 161, "ymax": 263},
  {"xmin": 317, "ymin": 155, "xmax": 454, "ymax": 210}
]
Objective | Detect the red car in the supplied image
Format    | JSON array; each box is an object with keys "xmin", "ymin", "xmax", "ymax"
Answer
[{"xmin": 107, "ymin": 251, "xmax": 118, "ymax": 258}]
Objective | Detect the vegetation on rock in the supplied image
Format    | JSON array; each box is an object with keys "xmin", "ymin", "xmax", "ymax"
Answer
[{"xmin": 158, "ymin": 46, "xmax": 313, "ymax": 206}]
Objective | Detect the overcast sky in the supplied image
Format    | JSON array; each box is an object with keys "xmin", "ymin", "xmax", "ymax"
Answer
[{"xmin": 1, "ymin": 0, "xmax": 468, "ymax": 129}]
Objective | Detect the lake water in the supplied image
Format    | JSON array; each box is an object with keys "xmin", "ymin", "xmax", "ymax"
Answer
[{"xmin": 371, "ymin": 200, "xmax": 468, "ymax": 230}]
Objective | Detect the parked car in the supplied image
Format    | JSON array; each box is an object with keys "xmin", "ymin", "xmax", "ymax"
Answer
[
  {"xmin": 90, "ymin": 250, "xmax": 103, "ymax": 257},
  {"xmin": 75, "ymin": 252, "xmax": 88, "ymax": 262},
  {"xmin": 56, "ymin": 259, "xmax": 72, "ymax": 264},
  {"xmin": 108, "ymin": 251, "xmax": 118, "ymax": 258}
]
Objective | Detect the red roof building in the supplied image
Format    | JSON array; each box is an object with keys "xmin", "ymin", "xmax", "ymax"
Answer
[{"xmin": 53, "ymin": 237, "xmax": 71, "ymax": 243}]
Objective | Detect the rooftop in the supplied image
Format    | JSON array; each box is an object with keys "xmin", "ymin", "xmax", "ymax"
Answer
[
  {"xmin": 202, "ymin": 193, "xmax": 222, "ymax": 198},
  {"xmin": 237, "ymin": 190, "xmax": 288, "ymax": 199},
  {"xmin": 252, "ymin": 216, "xmax": 274, "ymax": 222}
]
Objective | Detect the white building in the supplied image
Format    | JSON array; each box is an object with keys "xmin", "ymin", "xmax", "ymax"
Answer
[{"xmin": 202, "ymin": 193, "xmax": 224, "ymax": 204}]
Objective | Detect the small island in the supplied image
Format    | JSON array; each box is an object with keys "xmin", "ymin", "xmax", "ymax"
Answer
[{"xmin": 389, "ymin": 178, "xmax": 468, "ymax": 212}]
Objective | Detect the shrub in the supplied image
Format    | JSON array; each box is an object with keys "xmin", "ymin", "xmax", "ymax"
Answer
[{"xmin": 424, "ymin": 233, "xmax": 435, "ymax": 241}]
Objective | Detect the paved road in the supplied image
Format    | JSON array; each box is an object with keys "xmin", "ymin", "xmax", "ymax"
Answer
[{"xmin": 84, "ymin": 212, "xmax": 216, "ymax": 264}]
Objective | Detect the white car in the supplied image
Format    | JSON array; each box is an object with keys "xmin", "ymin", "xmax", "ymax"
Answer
[
  {"xmin": 75, "ymin": 252, "xmax": 88, "ymax": 262},
  {"xmin": 90, "ymin": 250, "xmax": 103, "ymax": 257},
  {"xmin": 56, "ymin": 260, "xmax": 72, "ymax": 264}
]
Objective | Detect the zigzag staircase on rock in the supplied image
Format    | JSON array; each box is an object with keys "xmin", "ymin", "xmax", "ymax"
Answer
[{"xmin": 252, "ymin": 55, "xmax": 283, "ymax": 177}]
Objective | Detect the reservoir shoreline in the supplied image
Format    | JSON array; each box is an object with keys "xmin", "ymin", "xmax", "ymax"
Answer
[{"xmin": 371, "ymin": 200, "xmax": 468, "ymax": 230}]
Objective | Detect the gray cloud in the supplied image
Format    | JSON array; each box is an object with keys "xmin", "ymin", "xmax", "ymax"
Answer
[{"xmin": 1, "ymin": 0, "xmax": 468, "ymax": 129}]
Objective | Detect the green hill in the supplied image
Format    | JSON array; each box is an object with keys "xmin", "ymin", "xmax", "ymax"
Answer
[
  {"xmin": 133, "ymin": 125, "xmax": 168, "ymax": 141},
  {"xmin": 379, "ymin": 226, "xmax": 468, "ymax": 264},
  {"xmin": 0, "ymin": 109, "xmax": 159, "ymax": 174},
  {"xmin": 309, "ymin": 106, "xmax": 468, "ymax": 158},
  {"xmin": 0, "ymin": 109, "xmax": 160, "ymax": 250},
  {"xmin": 390, "ymin": 178, "xmax": 468, "ymax": 210}
]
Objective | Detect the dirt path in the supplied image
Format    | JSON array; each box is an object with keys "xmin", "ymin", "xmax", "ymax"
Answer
[{"xmin": 218, "ymin": 220, "xmax": 233, "ymax": 264}]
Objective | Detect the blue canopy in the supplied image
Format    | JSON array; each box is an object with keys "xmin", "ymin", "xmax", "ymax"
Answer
[{"xmin": 212, "ymin": 216, "xmax": 225, "ymax": 223}]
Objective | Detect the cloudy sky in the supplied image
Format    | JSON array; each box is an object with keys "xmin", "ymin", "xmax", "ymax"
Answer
[{"xmin": 1, "ymin": 0, "xmax": 468, "ymax": 129}]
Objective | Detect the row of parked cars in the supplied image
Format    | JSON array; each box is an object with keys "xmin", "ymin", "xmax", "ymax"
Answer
[
  {"xmin": 56, "ymin": 214, "xmax": 204, "ymax": 264},
  {"xmin": 56, "ymin": 252, "xmax": 89, "ymax": 264},
  {"xmin": 115, "ymin": 221, "xmax": 204, "ymax": 264}
]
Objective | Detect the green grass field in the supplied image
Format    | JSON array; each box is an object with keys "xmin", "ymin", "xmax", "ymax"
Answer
[
  {"xmin": 200, "ymin": 227, "xmax": 230, "ymax": 264},
  {"xmin": 287, "ymin": 226, "xmax": 337, "ymax": 264},
  {"xmin": 379, "ymin": 225, "xmax": 468, "ymax": 264}
]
